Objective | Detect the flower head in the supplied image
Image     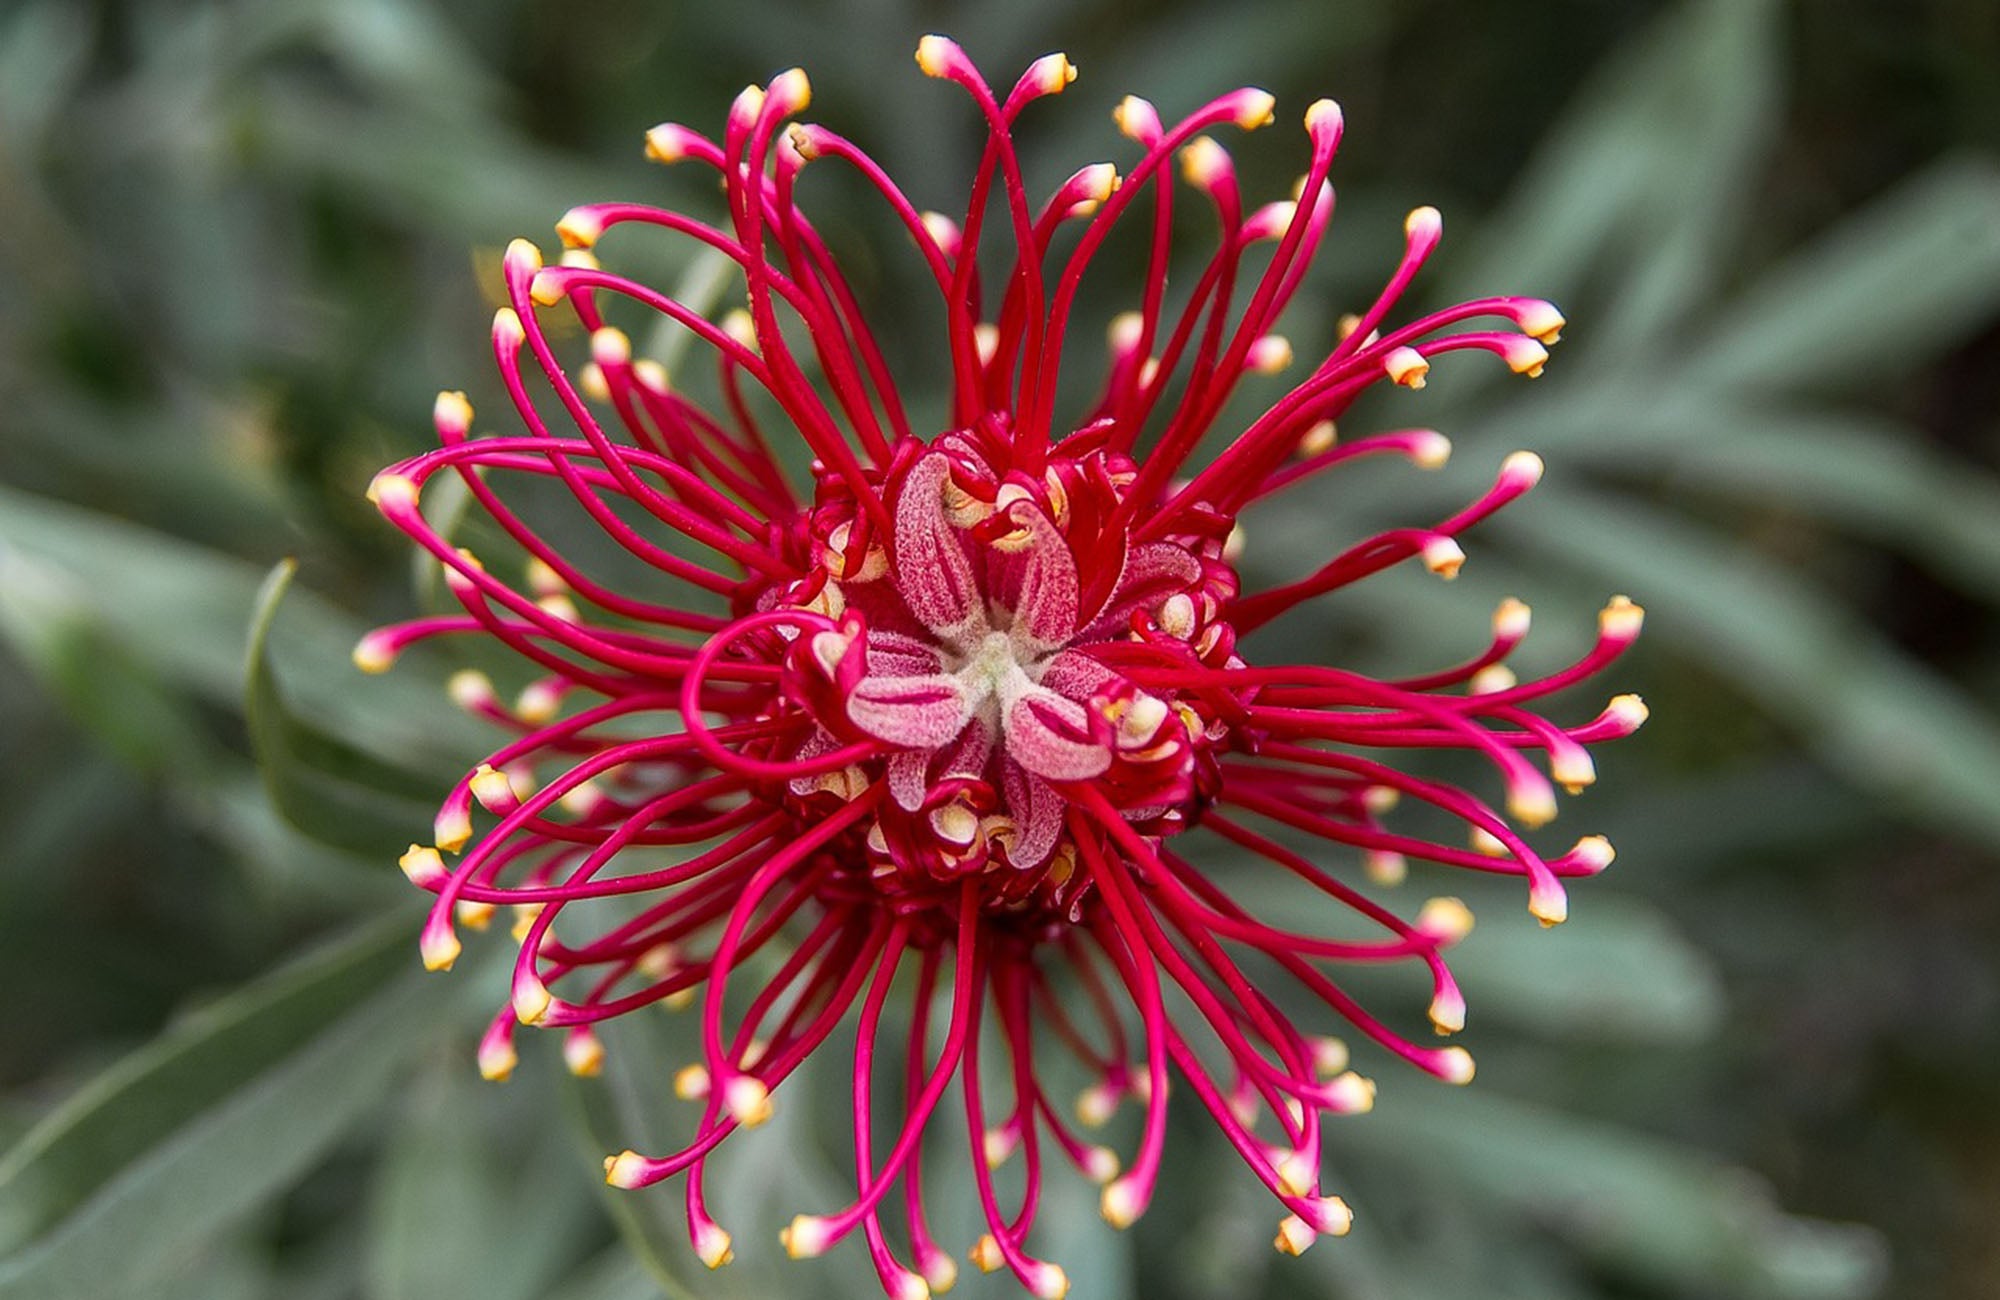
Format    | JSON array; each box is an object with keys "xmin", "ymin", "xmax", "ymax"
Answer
[{"xmin": 363, "ymin": 41, "xmax": 1642, "ymax": 1297}]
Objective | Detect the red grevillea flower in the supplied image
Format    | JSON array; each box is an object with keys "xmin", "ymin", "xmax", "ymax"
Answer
[{"xmin": 359, "ymin": 39, "xmax": 1644, "ymax": 1300}]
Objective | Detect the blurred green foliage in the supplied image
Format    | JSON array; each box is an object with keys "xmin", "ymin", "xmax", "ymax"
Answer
[{"xmin": 2, "ymin": 0, "xmax": 1998, "ymax": 1297}]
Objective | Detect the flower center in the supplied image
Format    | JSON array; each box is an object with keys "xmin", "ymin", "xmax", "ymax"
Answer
[
  {"xmin": 951, "ymin": 628, "xmax": 1041, "ymax": 705},
  {"xmin": 771, "ymin": 433, "xmax": 1244, "ymax": 921}
]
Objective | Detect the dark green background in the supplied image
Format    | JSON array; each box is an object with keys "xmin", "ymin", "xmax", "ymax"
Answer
[{"xmin": 2, "ymin": 0, "xmax": 1997, "ymax": 1296}]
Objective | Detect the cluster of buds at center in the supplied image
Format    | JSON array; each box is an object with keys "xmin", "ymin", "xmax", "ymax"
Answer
[{"xmin": 359, "ymin": 37, "xmax": 1643, "ymax": 1300}]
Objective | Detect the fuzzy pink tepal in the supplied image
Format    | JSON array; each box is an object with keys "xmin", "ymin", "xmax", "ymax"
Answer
[{"xmin": 361, "ymin": 39, "xmax": 1643, "ymax": 1300}]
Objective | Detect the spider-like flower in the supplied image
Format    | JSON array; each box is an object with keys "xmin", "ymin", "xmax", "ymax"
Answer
[{"xmin": 360, "ymin": 38, "xmax": 1643, "ymax": 1300}]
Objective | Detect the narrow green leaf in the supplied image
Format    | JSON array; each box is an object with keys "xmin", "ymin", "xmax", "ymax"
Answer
[
  {"xmin": 1591, "ymin": 406, "xmax": 2000, "ymax": 604},
  {"xmin": 197, "ymin": 775, "xmax": 407, "ymax": 906},
  {"xmin": 1305, "ymin": 1164, "xmax": 1598, "ymax": 1300},
  {"xmin": 247, "ymin": 84, "xmax": 626, "ymax": 237},
  {"xmin": 1350, "ymin": 1086, "xmax": 1887, "ymax": 1298},
  {"xmin": 1448, "ymin": 892, "xmax": 1725, "ymax": 1044},
  {"xmin": 544, "ymin": 1247, "xmax": 669, "ymax": 1300},
  {"xmin": 0, "ymin": 483, "xmax": 488, "ymax": 773},
  {"xmin": 1502, "ymin": 485, "xmax": 2000, "ymax": 850},
  {"xmin": 246, "ymin": 560, "xmax": 439, "ymax": 855},
  {"xmin": 1587, "ymin": 0, "xmax": 1782, "ymax": 356},
  {"xmin": 0, "ymin": 395, "xmax": 293, "ymax": 549},
  {"xmin": 0, "ymin": 549, "xmax": 213, "ymax": 774},
  {"xmin": 0, "ymin": 486, "xmax": 260, "ymax": 704},
  {"xmin": 149, "ymin": 1234, "xmax": 274, "ymax": 1300},
  {"xmin": 0, "ymin": 915, "xmax": 448, "ymax": 1300},
  {"xmin": 1449, "ymin": 0, "xmax": 1781, "ymax": 315},
  {"xmin": 641, "ymin": 247, "xmax": 743, "ymax": 376},
  {"xmin": 305, "ymin": 0, "xmax": 506, "ymax": 119},
  {"xmin": 1686, "ymin": 160, "xmax": 2000, "ymax": 391},
  {"xmin": 1592, "ymin": 760, "xmax": 1872, "ymax": 880},
  {"xmin": 367, "ymin": 1060, "xmax": 600, "ymax": 1300},
  {"xmin": 0, "ymin": 2, "xmax": 94, "ymax": 149}
]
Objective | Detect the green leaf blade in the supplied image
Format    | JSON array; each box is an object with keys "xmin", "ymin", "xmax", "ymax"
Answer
[{"xmin": 0, "ymin": 916, "xmax": 447, "ymax": 1300}]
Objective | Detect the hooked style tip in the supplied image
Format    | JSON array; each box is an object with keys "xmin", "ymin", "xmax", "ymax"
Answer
[
  {"xmin": 673, "ymin": 1063, "xmax": 711, "ymax": 1099},
  {"xmin": 433, "ymin": 389, "xmax": 474, "ymax": 435},
  {"xmin": 768, "ymin": 67, "xmax": 812, "ymax": 115},
  {"xmin": 644, "ymin": 122, "xmax": 698, "ymax": 164},
  {"xmin": 1384, "ymin": 345, "xmax": 1430, "ymax": 388},
  {"xmin": 1529, "ymin": 876, "xmax": 1571, "ymax": 927},
  {"xmin": 1569, "ymin": 834, "xmax": 1618, "ymax": 873},
  {"xmin": 398, "ymin": 844, "xmax": 448, "ymax": 889},
  {"xmin": 693, "ymin": 1220, "xmax": 735, "ymax": 1269},
  {"xmin": 470, "ymin": 763, "xmax": 519, "ymax": 813},
  {"xmin": 1600, "ymin": 595, "xmax": 1645, "ymax": 641},
  {"xmin": 512, "ymin": 970, "xmax": 552, "ymax": 1025},
  {"xmin": 1517, "ymin": 298, "xmax": 1567, "ymax": 343},
  {"xmin": 603, "ymin": 1149, "xmax": 647, "ymax": 1188},
  {"xmin": 1416, "ymin": 896, "xmax": 1475, "ymax": 944},
  {"xmin": 1027, "ymin": 51, "xmax": 1077, "ymax": 96},
  {"xmin": 433, "ymin": 802, "xmax": 473, "ymax": 855},
  {"xmin": 722, "ymin": 1073, "xmax": 773, "ymax": 1127},
  {"xmin": 1434, "ymin": 1046, "xmax": 1476, "ymax": 1084},
  {"xmin": 563, "ymin": 1028, "xmax": 605, "ymax": 1077},
  {"xmin": 1304, "ymin": 97, "xmax": 1343, "ymax": 140},
  {"xmin": 477, "ymin": 1036, "xmax": 517, "ymax": 1083},
  {"xmin": 1421, "ymin": 535, "xmax": 1466, "ymax": 579},
  {"xmin": 351, "ymin": 630, "xmax": 397, "ymax": 675},
  {"xmin": 365, "ymin": 472, "xmax": 420, "ymax": 515},
  {"xmin": 1428, "ymin": 987, "xmax": 1469, "ymax": 1036},
  {"xmin": 969, "ymin": 1234, "xmax": 1004, "ymax": 1274},
  {"xmin": 554, "ymin": 207, "xmax": 604, "ymax": 250},
  {"xmin": 1493, "ymin": 595, "xmax": 1533, "ymax": 641},
  {"xmin": 419, "ymin": 925, "xmax": 461, "ymax": 973},
  {"xmin": 1113, "ymin": 95, "xmax": 1161, "ymax": 143},
  {"xmin": 503, "ymin": 238, "xmax": 543, "ymax": 282},
  {"xmin": 1305, "ymin": 1195, "xmax": 1354, "ymax": 1236},
  {"xmin": 915, "ymin": 34, "xmax": 962, "ymax": 79},
  {"xmin": 780, "ymin": 1213, "xmax": 833, "ymax": 1259},
  {"xmin": 1507, "ymin": 776, "xmax": 1559, "ymax": 828},
  {"xmin": 1324, "ymin": 1070, "xmax": 1376, "ymax": 1114},
  {"xmin": 1029, "ymin": 1262, "xmax": 1071, "ymax": 1300},
  {"xmin": 1099, "ymin": 1176, "xmax": 1146, "ymax": 1228},
  {"xmin": 919, "ymin": 1248, "xmax": 959, "ymax": 1294},
  {"xmin": 1180, "ymin": 136, "xmax": 1232, "ymax": 190},
  {"xmin": 1275, "ymin": 1214, "xmax": 1316, "ymax": 1256},
  {"xmin": 1502, "ymin": 449, "xmax": 1546, "ymax": 489},
  {"xmin": 1503, "ymin": 335, "xmax": 1551, "ymax": 377},
  {"xmin": 1232, "ymin": 88, "xmax": 1278, "ymax": 131}
]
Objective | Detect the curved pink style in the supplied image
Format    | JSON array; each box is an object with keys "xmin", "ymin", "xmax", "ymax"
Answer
[{"xmin": 362, "ymin": 39, "xmax": 1643, "ymax": 1300}]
